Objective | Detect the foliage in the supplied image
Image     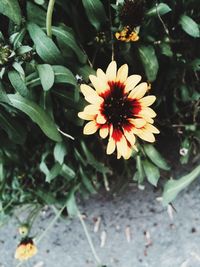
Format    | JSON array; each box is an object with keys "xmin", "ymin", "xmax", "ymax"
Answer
[{"xmin": 0, "ymin": 0, "xmax": 199, "ymax": 234}]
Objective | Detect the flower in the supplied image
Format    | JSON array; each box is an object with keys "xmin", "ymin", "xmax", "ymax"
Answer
[
  {"xmin": 15, "ymin": 238, "xmax": 37, "ymax": 261},
  {"xmin": 115, "ymin": 26, "xmax": 139, "ymax": 42},
  {"xmin": 115, "ymin": 0, "xmax": 145, "ymax": 43},
  {"xmin": 78, "ymin": 61, "xmax": 159, "ymax": 159}
]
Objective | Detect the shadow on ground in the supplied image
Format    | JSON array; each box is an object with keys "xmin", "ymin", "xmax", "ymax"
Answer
[{"xmin": 1, "ymin": 180, "xmax": 200, "ymax": 267}]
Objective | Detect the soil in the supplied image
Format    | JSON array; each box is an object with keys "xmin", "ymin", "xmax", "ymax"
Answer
[{"xmin": 1, "ymin": 179, "xmax": 200, "ymax": 267}]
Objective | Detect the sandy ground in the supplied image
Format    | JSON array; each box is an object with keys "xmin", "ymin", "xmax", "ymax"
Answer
[{"xmin": 1, "ymin": 180, "xmax": 200, "ymax": 267}]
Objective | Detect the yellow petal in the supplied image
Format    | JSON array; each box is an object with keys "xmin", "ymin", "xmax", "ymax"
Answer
[
  {"xmin": 116, "ymin": 64, "xmax": 128, "ymax": 83},
  {"xmin": 123, "ymin": 145, "xmax": 133, "ymax": 159},
  {"xmin": 123, "ymin": 130, "xmax": 136, "ymax": 147},
  {"xmin": 96, "ymin": 113, "xmax": 106, "ymax": 124},
  {"xmin": 139, "ymin": 96, "xmax": 156, "ymax": 107},
  {"xmin": 136, "ymin": 116, "xmax": 154, "ymax": 124},
  {"xmin": 124, "ymin": 74, "xmax": 141, "ymax": 93},
  {"xmin": 128, "ymin": 82, "xmax": 148, "ymax": 99},
  {"xmin": 106, "ymin": 61, "xmax": 117, "ymax": 81},
  {"xmin": 99, "ymin": 126, "xmax": 109, "ymax": 139},
  {"xmin": 135, "ymin": 129, "xmax": 155, "ymax": 143},
  {"xmin": 132, "ymin": 145, "xmax": 138, "ymax": 152},
  {"xmin": 78, "ymin": 112, "xmax": 95, "ymax": 120},
  {"xmin": 145, "ymin": 123, "xmax": 160, "ymax": 134},
  {"xmin": 116, "ymin": 135, "xmax": 128, "ymax": 158},
  {"xmin": 117, "ymin": 149, "xmax": 122, "ymax": 159},
  {"xmin": 80, "ymin": 84, "xmax": 103, "ymax": 104},
  {"xmin": 130, "ymin": 32, "xmax": 139, "ymax": 42},
  {"xmin": 96, "ymin": 68, "xmax": 108, "ymax": 83},
  {"xmin": 106, "ymin": 137, "xmax": 116, "ymax": 154},
  {"xmin": 15, "ymin": 243, "xmax": 37, "ymax": 260},
  {"xmin": 139, "ymin": 107, "xmax": 157, "ymax": 118},
  {"xmin": 83, "ymin": 121, "xmax": 99, "ymax": 135},
  {"xmin": 84, "ymin": 104, "xmax": 99, "ymax": 115},
  {"xmin": 128, "ymin": 118, "xmax": 146, "ymax": 128},
  {"xmin": 89, "ymin": 75, "xmax": 108, "ymax": 94}
]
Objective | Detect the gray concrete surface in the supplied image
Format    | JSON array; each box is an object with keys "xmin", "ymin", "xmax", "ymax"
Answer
[{"xmin": 1, "ymin": 181, "xmax": 200, "ymax": 267}]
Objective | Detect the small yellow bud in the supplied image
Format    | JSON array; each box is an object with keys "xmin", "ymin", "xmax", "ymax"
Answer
[{"xmin": 18, "ymin": 225, "xmax": 29, "ymax": 236}]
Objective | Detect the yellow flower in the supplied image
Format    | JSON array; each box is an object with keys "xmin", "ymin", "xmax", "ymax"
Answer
[
  {"xmin": 115, "ymin": 26, "xmax": 139, "ymax": 42},
  {"xmin": 15, "ymin": 238, "xmax": 37, "ymax": 261},
  {"xmin": 78, "ymin": 61, "xmax": 159, "ymax": 159}
]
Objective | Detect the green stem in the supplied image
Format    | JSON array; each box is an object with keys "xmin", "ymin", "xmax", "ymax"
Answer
[
  {"xmin": 78, "ymin": 211, "xmax": 102, "ymax": 266},
  {"xmin": 46, "ymin": 0, "xmax": 55, "ymax": 38},
  {"xmin": 108, "ymin": 0, "xmax": 114, "ymax": 61},
  {"xmin": 36, "ymin": 204, "xmax": 66, "ymax": 244}
]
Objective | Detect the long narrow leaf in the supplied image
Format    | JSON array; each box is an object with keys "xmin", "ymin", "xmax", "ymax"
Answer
[{"xmin": 7, "ymin": 94, "xmax": 62, "ymax": 142}]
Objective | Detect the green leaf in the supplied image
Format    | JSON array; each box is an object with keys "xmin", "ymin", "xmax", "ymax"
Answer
[
  {"xmin": 12, "ymin": 62, "xmax": 25, "ymax": 76},
  {"xmin": 143, "ymin": 144, "xmax": 170, "ymax": 171},
  {"xmin": 138, "ymin": 45, "xmax": 159, "ymax": 82},
  {"xmin": 180, "ymin": 138, "xmax": 190, "ymax": 165},
  {"xmin": 37, "ymin": 64, "xmax": 55, "ymax": 91},
  {"xmin": 27, "ymin": 23, "xmax": 63, "ymax": 64},
  {"xmin": 66, "ymin": 187, "xmax": 78, "ymax": 216},
  {"xmin": 76, "ymin": 65, "xmax": 95, "ymax": 82},
  {"xmin": 146, "ymin": 3, "xmax": 171, "ymax": 17},
  {"xmin": 179, "ymin": 15, "xmax": 200, "ymax": 38},
  {"xmin": 82, "ymin": 0, "xmax": 107, "ymax": 30},
  {"xmin": 80, "ymin": 167, "xmax": 96, "ymax": 194},
  {"xmin": 46, "ymin": 162, "xmax": 62, "ymax": 183},
  {"xmin": 8, "ymin": 70, "xmax": 28, "ymax": 97},
  {"xmin": 16, "ymin": 45, "xmax": 32, "ymax": 55},
  {"xmin": 0, "ymin": 110, "xmax": 26, "ymax": 144},
  {"xmin": 52, "ymin": 27, "xmax": 87, "ymax": 64},
  {"xmin": 39, "ymin": 157, "xmax": 49, "ymax": 176},
  {"xmin": 34, "ymin": 0, "xmax": 45, "ymax": 5},
  {"xmin": 61, "ymin": 164, "xmax": 76, "ymax": 180},
  {"xmin": 136, "ymin": 155, "xmax": 145, "ymax": 184},
  {"xmin": 0, "ymin": 82, "xmax": 11, "ymax": 104},
  {"xmin": 35, "ymin": 190, "xmax": 57, "ymax": 205},
  {"xmin": 0, "ymin": 162, "xmax": 4, "ymax": 183},
  {"xmin": 179, "ymin": 85, "xmax": 190, "ymax": 103},
  {"xmin": 7, "ymin": 94, "xmax": 62, "ymax": 142},
  {"xmin": 10, "ymin": 28, "xmax": 26, "ymax": 49},
  {"xmin": 26, "ymin": 73, "xmax": 40, "ymax": 88},
  {"xmin": 143, "ymin": 160, "xmax": 160, "ymax": 186},
  {"xmin": 162, "ymin": 165, "xmax": 200, "ymax": 205},
  {"xmin": 0, "ymin": 0, "xmax": 21, "ymax": 25},
  {"xmin": 160, "ymin": 43, "xmax": 173, "ymax": 58},
  {"xmin": 81, "ymin": 141, "xmax": 111, "ymax": 175},
  {"xmin": 190, "ymin": 59, "xmax": 200, "ymax": 71},
  {"xmin": 53, "ymin": 142, "xmax": 67, "ymax": 165},
  {"xmin": 26, "ymin": 2, "xmax": 46, "ymax": 27},
  {"xmin": 52, "ymin": 66, "xmax": 77, "ymax": 86},
  {"xmin": 26, "ymin": 66, "xmax": 77, "ymax": 88}
]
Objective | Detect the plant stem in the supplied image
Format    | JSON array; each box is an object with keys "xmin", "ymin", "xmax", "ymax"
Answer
[
  {"xmin": 36, "ymin": 204, "xmax": 66, "ymax": 244},
  {"xmin": 46, "ymin": 0, "xmax": 55, "ymax": 38},
  {"xmin": 108, "ymin": 0, "xmax": 114, "ymax": 61},
  {"xmin": 78, "ymin": 211, "xmax": 102, "ymax": 266}
]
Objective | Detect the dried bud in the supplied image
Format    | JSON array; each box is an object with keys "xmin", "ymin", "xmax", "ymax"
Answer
[
  {"xmin": 119, "ymin": 0, "xmax": 145, "ymax": 28},
  {"xmin": 94, "ymin": 31, "xmax": 108, "ymax": 44},
  {"xmin": 0, "ymin": 44, "xmax": 14, "ymax": 66}
]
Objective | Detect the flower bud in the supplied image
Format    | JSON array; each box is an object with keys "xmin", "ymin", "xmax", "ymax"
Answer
[{"xmin": 18, "ymin": 225, "xmax": 29, "ymax": 237}]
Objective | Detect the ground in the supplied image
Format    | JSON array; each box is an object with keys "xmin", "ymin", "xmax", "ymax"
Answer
[{"xmin": 1, "ymin": 180, "xmax": 200, "ymax": 267}]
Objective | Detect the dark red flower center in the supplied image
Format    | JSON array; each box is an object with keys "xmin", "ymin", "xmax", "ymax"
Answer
[{"xmin": 100, "ymin": 81, "xmax": 141, "ymax": 129}]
